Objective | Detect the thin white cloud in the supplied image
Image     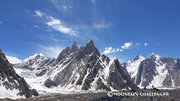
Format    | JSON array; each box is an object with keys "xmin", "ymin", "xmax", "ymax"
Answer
[
  {"xmin": 135, "ymin": 43, "xmax": 139, "ymax": 45},
  {"xmin": 46, "ymin": 16, "xmax": 78, "ymax": 36},
  {"xmin": 69, "ymin": 6, "xmax": 72, "ymax": 9},
  {"xmin": 91, "ymin": 0, "xmax": 96, "ymax": 5},
  {"xmin": 144, "ymin": 43, "xmax": 148, "ymax": 46},
  {"xmin": 0, "ymin": 21, "xmax": 2, "ymax": 24},
  {"xmin": 157, "ymin": 43, "xmax": 160, "ymax": 45},
  {"xmin": 39, "ymin": 45, "xmax": 64, "ymax": 58},
  {"xmin": 103, "ymin": 47, "xmax": 123, "ymax": 55},
  {"xmin": 54, "ymin": 39, "xmax": 60, "ymax": 42},
  {"xmin": 34, "ymin": 10, "xmax": 78, "ymax": 36},
  {"xmin": 34, "ymin": 25, "xmax": 39, "ymax": 28},
  {"xmin": 51, "ymin": 0, "xmax": 58, "ymax": 3},
  {"xmin": 22, "ymin": 24, "xmax": 26, "ymax": 27},
  {"xmin": 26, "ymin": 10, "xmax": 30, "ymax": 13},
  {"xmin": 62, "ymin": 5, "xmax": 67, "ymax": 9},
  {"xmin": 45, "ymin": 29, "xmax": 51, "ymax": 32},
  {"xmin": 6, "ymin": 56, "xmax": 22, "ymax": 64},
  {"xmin": 35, "ymin": 10, "xmax": 44, "ymax": 17},
  {"xmin": 121, "ymin": 42, "xmax": 133, "ymax": 49}
]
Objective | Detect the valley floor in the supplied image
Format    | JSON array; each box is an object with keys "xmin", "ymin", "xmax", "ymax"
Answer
[{"xmin": 1, "ymin": 88, "xmax": 180, "ymax": 101}]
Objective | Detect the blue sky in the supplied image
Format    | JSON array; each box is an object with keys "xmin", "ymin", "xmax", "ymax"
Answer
[{"xmin": 0, "ymin": 0, "xmax": 180, "ymax": 63}]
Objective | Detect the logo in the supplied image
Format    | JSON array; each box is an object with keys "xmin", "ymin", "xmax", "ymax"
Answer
[{"xmin": 107, "ymin": 91, "xmax": 113, "ymax": 97}]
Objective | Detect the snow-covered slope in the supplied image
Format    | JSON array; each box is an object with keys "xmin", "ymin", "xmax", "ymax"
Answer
[
  {"xmin": 14, "ymin": 40, "xmax": 138, "ymax": 93},
  {"xmin": 0, "ymin": 49, "xmax": 38, "ymax": 99},
  {"xmin": 14, "ymin": 53, "xmax": 50, "ymax": 69},
  {"xmin": 126, "ymin": 55, "xmax": 145, "ymax": 79},
  {"xmin": 126, "ymin": 53, "xmax": 180, "ymax": 88}
]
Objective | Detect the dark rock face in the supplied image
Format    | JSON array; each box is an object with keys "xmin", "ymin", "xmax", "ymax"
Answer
[
  {"xmin": 107, "ymin": 59, "xmax": 137, "ymax": 90},
  {"xmin": 76, "ymin": 40, "xmax": 100, "ymax": 60},
  {"xmin": 134, "ymin": 58, "xmax": 157, "ymax": 87},
  {"xmin": 0, "ymin": 49, "xmax": 38, "ymax": 98},
  {"xmin": 43, "ymin": 40, "xmax": 137, "ymax": 91},
  {"xmin": 70, "ymin": 41, "xmax": 78, "ymax": 53},
  {"xmin": 57, "ymin": 46, "xmax": 71, "ymax": 62}
]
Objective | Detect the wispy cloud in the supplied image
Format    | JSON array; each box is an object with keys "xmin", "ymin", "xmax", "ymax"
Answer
[
  {"xmin": 45, "ymin": 29, "xmax": 51, "ymax": 32},
  {"xmin": 90, "ymin": 0, "xmax": 96, "ymax": 5},
  {"xmin": 34, "ymin": 10, "xmax": 78, "ymax": 37},
  {"xmin": 51, "ymin": 0, "xmax": 58, "ymax": 3},
  {"xmin": 0, "ymin": 21, "xmax": 2, "ymax": 24},
  {"xmin": 22, "ymin": 24, "xmax": 26, "ymax": 27},
  {"xmin": 135, "ymin": 43, "xmax": 139, "ymax": 45},
  {"xmin": 69, "ymin": 6, "xmax": 72, "ymax": 9},
  {"xmin": 62, "ymin": 5, "xmax": 67, "ymax": 9},
  {"xmin": 35, "ymin": 10, "xmax": 44, "ymax": 17},
  {"xmin": 121, "ymin": 42, "xmax": 133, "ymax": 49},
  {"xmin": 157, "ymin": 43, "xmax": 160, "ymax": 45},
  {"xmin": 26, "ymin": 10, "xmax": 30, "ymax": 13},
  {"xmin": 34, "ymin": 25, "xmax": 39, "ymax": 28},
  {"xmin": 46, "ymin": 16, "xmax": 78, "ymax": 36},
  {"xmin": 39, "ymin": 45, "xmax": 64, "ymax": 58},
  {"xmin": 6, "ymin": 56, "xmax": 22, "ymax": 64},
  {"xmin": 144, "ymin": 43, "xmax": 148, "ymax": 46},
  {"xmin": 54, "ymin": 39, "xmax": 60, "ymax": 42}
]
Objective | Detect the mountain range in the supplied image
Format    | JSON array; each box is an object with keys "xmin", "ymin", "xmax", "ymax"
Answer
[
  {"xmin": 2, "ymin": 40, "xmax": 180, "ymax": 99},
  {"xmin": 124, "ymin": 53, "xmax": 180, "ymax": 88},
  {"xmin": 13, "ymin": 40, "xmax": 137, "ymax": 94}
]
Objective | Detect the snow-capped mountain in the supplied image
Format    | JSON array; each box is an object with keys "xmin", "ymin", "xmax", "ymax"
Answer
[
  {"xmin": 126, "ymin": 53, "xmax": 180, "ymax": 88},
  {"xmin": 14, "ymin": 53, "xmax": 50, "ymax": 69},
  {"xmin": 0, "ymin": 49, "xmax": 38, "ymax": 98},
  {"xmin": 126, "ymin": 55, "xmax": 145, "ymax": 79},
  {"xmin": 14, "ymin": 40, "xmax": 138, "ymax": 92}
]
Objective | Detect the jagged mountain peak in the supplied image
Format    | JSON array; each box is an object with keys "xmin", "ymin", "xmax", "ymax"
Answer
[
  {"xmin": 86, "ymin": 40, "xmax": 95, "ymax": 48},
  {"xmin": 57, "ymin": 46, "xmax": 71, "ymax": 62},
  {"xmin": 133, "ymin": 55, "xmax": 145, "ymax": 62},
  {"xmin": 72, "ymin": 41, "xmax": 77, "ymax": 46},
  {"xmin": 76, "ymin": 40, "xmax": 100, "ymax": 60},
  {"xmin": 87, "ymin": 39, "xmax": 94, "ymax": 44},
  {"xmin": 146, "ymin": 52, "xmax": 161, "ymax": 60},
  {"xmin": 84, "ymin": 39, "xmax": 100, "ymax": 55},
  {"xmin": 70, "ymin": 41, "xmax": 78, "ymax": 53},
  {"xmin": 39, "ymin": 53, "xmax": 44, "ymax": 56},
  {"xmin": 23, "ymin": 53, "xmax": 46, "ymax": 62}
]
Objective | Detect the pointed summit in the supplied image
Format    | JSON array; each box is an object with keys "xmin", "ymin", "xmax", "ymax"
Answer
[
  {"xmin": 39, "ymin": 53, "xmax": 44, "ymax": 56},
  {"xmin": 87, "ymin": 39, "xmax": 95, "ymax": 47},
  {"xmin": 70, "ymin": 41, "xmax": 78, "ymax": 53},
  {"xmin": 147, "ymin": 52, "xmax": 160, "ymax": 60},
  {"xmin": 57, "ymin": 46, "xmax": 70, "ymax": 62},
  {"xmin": 84, "ymin": 39, "xmax": 100, "ymax": 56},
  {"xmin": 76, "ymin": 40, "xmax": 100, "ymax": 60},
  {"xmin": 133, "ymin": 55, "xmax": 145, "ymax": 62}
]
